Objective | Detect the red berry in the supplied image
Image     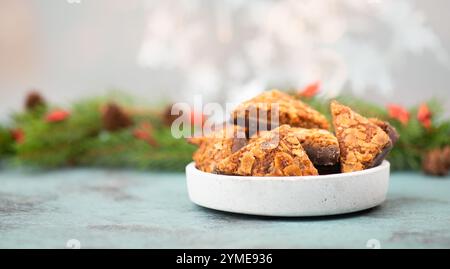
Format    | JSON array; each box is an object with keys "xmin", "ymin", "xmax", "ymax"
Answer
[
  {"xmin": 45, "ymin": 109, "xmax": 70, "ymax": 123},
  {"xmin": 387, "ymin": 104, "xmax": 409, "ymax": 125},
  {"xmin": 299, "ymin": 81, "xmax": 320, "ymax": 98},
  {"xmin": 11, "ymin": 128, "xmax": 25, "ymax": 144},
  {"xmin": 417, "ymin": 103, "xmax": 432, "ymax": 129}
]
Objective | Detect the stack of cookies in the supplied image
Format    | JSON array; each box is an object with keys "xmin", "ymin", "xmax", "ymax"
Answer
[{"xmin": 189, "ymin": 90, "xmax": 398, "ymax": 176}]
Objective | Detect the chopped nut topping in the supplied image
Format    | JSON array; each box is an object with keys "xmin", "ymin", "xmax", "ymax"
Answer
[
  {"xmin": 232, "ymin": 90, "xmax": 330, "ymax": 136},
  {"xmin": 191, "ymin": 125, "xmax": 248, "ymax": 173},
  {"xmin": 331, "ymin": 101, "xmax": 392, "ymax": 173},
  {"xmin": 216, "ymin": 125, "xmax": 318, "ymax": 176}
]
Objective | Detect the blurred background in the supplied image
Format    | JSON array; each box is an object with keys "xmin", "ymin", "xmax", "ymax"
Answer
[
  {"xmin": 0, "ymin": 0, "xmax": 449, "ymax": 118},
  {"xmin": 1, "ymin": 1, "xmax": 449, "ymax": 250}
]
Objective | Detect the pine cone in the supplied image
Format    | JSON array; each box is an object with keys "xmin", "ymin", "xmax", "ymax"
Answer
[
  {"xmin": 422, "ymin": 147, "xmax": 450, "ymax": 176},
  {"xmin": 444, "ymin": 146, "xmax": 450, "ymax": 168},
  {"xmin": 102, "ymin": 103, "xmax": 133, "ymax": 132},
  {"xmin": 25, "ymin": 91, "xmax": 46, "ymax": 111}
]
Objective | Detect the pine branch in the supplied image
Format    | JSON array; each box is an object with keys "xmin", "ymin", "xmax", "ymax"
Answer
[
  {"xmin": 0, "ymin": 125, "xmax": 14, "ymax": 157},
  {"xmin": 3, "ymin": 91, "xmax": 449, "ymax": 173}
]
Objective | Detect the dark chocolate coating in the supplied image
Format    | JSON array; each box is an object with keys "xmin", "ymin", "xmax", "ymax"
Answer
[
  {"xmin": 232, "ymin": 117, "xmax": 278, "ymax": 138},
  {"xmin": 303, "ymin": 144, "xmax": 340, "ymax": 166},
  {"xmin": 316, "ymin": 164, "xmax": 341, "ymax": 175},
  {"xmin": 367, "ymin": 141, "xmax": 393, "ymax": 169},
  {"xmin": 366, "ymin": 120, "xmax": 398, "ymax": 168},
  {"xmin": 379, "ymin": 122, "xmax": 399, "ymax": 145}
]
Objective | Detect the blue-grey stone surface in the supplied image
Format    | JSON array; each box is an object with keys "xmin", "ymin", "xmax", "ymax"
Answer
[{"xmin": 0, "ymin": 169, "xmax": 449, "ymax": 249}]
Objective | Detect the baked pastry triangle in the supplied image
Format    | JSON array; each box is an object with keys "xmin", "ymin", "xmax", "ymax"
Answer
[
  {"xmin": 189, "ymin": 124, "xmax": 247, "ymax": 173},
  {"xmin": 369, "ymin": 118, "xmax": 400, "ymax": 146},
  {"xmin": 216, "ymin": 125, "xmax": 318, "ymax": 176},
  {"xmin": 331, "ymin": 101, "xmax": 392, "ymax": 173},
  {"xmin": 251, "ymin": 128, "xmax": 340, "ymax": 167},
  {"xmin": 232, "ymin": 90, "xmax": 329, "ymax": 136},
  {"xmin": 291, "ymin": 128, "xmax": 340, "ymax": 167}
]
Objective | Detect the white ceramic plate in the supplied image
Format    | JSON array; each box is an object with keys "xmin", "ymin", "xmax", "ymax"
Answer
[{"xmin": 186, "ymin": 161, "xmax": 390, "ymax": 217}]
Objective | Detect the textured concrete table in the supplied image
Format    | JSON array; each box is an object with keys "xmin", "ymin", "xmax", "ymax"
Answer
[{"xmin": 0, "ymin": 169, "xmax": 449, "ymax": 249}]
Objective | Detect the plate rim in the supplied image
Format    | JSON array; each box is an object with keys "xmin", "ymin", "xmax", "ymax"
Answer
[{"xmin": 186, "ymin": 160, "xmax": 390, "ymax": 182}]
